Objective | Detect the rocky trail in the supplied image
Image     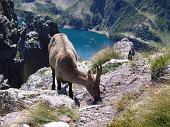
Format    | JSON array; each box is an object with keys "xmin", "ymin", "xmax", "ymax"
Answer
[
  {"xmin": 0, "ymin": 58, "xmax": 151, "ymax": 127},
  {"xmin": 74, "ymin": 54, "xmax": 152, "ymax": 127}
]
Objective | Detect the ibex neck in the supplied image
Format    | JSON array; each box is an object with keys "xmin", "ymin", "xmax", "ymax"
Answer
[{"xmin": 70, "ymin": 69, "xmax": 88, "ymax": 87}]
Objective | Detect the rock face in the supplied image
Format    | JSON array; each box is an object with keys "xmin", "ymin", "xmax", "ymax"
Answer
[
  {"xmin": 0, "ymin": 74, "xmax": 9, "ymax": 90},
  {"xmin": 0, "ymin": 88, "xmax": 75, "ymax": 127},
  {"xmin": 0, "ymin": 0, "xmax": 22, "ymax": 88},
  {"xmin": 0, "ymin": 88, "xmax": 75, "ymax": 115},
  {"xmin": 113, "ymin": 38, "xmax": 135, "ymax": 60},
  {"xmin": 21, "ymin": 67, "xmax": 53, "ymax": 90},
  {"xmin": 132, "ymin": 23, "xmax": 161, "ymax": 42},
  {"xmin": 0, "ymin": 0, "xmax": 59, "ymax": 88},
  {"xmin": 76, "ymin": 55, "xmax": 152, "ymax": 127}
]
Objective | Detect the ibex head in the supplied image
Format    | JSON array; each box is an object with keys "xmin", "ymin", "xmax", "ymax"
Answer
[{"xmin": 86, "ymin": 65, "xmax": 102, "ymax": 102}]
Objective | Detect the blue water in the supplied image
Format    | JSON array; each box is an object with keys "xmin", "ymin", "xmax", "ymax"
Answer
[
  {"xmin": 17, "ymin": 18, "xmax": 112, "ymax": 59},
  {"xmin": 60, "ymin": 28, "xmax": 112, "ymax": 60}
]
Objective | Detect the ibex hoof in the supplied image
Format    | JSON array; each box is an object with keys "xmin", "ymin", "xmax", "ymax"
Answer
[
  {"xmin": 93, "ymin": 97, "xmax": 102, "ymax": 105},
  {"xmin": 57, "ymin": 87, "xmax": 61, "ymax": 90},
  {"xmin": 52, "ymin": 87, "xmax": 56, "ymax": 90},
  {"xmin": 69, "ymin": 93, "xmax": 73, "ymax": 99}
]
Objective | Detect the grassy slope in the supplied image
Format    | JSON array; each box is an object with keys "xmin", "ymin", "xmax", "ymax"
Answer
[
  {"xmin": 107, "ymin": 84, "xmax": 170, "ymax": 127},
  {"xmin": 107, "ymin": 44, "xmax": 170, "ymax": 127}
]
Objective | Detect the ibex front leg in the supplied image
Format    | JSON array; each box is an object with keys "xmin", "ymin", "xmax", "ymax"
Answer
[{"xmin": 68, "ymin": 82, "xmax": 73, "ymax": 98}]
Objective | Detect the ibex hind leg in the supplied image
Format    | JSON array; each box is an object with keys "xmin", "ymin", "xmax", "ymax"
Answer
[
  {"xmin": 57, "ymin": 80, "xmax": 61, "ymax": 90},
  {"xmin": 51, "ymin": 67, "xmax": 56, "ymax": 90},
  {"xmin": 68, "ymin": 82, "xmax": 73, "ymax": 98}
]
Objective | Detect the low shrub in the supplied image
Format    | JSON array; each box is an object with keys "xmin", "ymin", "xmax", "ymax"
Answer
[
  {"xmin": 20, "ymin": 102, "xmax": 79, "ymax": 126},
  {"xmin": 91, "ymin": 48, "xmax": 121, "ymax": 73},
  {"xmin": 26, "ymin": 102, "xmax": 58, "ymax": 126},
  {"xmin": 150, "ymin": 53, "xmax": 170, "ymax": 81}
]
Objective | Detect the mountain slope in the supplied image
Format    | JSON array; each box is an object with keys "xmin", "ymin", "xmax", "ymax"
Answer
[{"xmin": 14, "ymin": 0, "xmax": 170, "ymax": 43}]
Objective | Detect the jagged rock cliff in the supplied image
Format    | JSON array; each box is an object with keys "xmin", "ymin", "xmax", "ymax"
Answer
[
  {"xmin": 0, "ymin": 0, "xmax": 22, "ymax": 88},
  {"xmin": 0, "ymin": 0, "xmax": 59, "ymax": 89}
]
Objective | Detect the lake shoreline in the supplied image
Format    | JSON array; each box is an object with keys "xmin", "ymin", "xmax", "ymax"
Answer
[
  {"xmin": 62, "ymin": 25, "xmax": 110, "ymax": 37},
  {"xmin": 63, "ymin": 25, "xmax": 87, "ymax": 30},
  {"xmin": 89, "ymin": 28, "xmax": 109, "ymax": 38},
  {"xmin": 60, "ymin": 27, "xmax": 112, "ymax": 60}
]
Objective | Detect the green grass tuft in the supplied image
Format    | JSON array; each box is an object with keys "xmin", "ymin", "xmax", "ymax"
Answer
[
  {"xmin": 21, "ymin": 102, "xmax": 79, "ymax": 126},
  {"xmin": 57, "ymin": 106, "xmax": 79, "ymax": 122},
  {"xmin": 115, "ymin": 92, "xmax": 140, "ymax": 112},
  {"xmin": 91, "ymin": 48, "xmax": 121, "ymax": 73},
  {"xmin": 27, "ymin": 102, "xmax": 58, "ymax": 126},
  {"xmin": 107, "ymin": 85, "xmax": 170, "ymax": 127},
  {"xmin": 102, "ymin": 63, "xmax": 121, "ymax": 74},
  {"xmin": 150, "ymin": 53, "xmax": 170, "ymax": 81}
]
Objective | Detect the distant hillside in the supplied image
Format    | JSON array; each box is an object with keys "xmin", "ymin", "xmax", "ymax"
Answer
[{"xmin": 14, "ymin": 0, "xmax": 170, "ymax": 43}]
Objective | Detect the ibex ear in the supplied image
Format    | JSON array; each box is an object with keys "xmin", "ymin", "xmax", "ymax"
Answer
[{"xmin": 87, "ymin": 70, "xmax": 92, "ymax": 79}]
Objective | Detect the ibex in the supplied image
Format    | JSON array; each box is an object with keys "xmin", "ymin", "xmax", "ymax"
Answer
[{"xmin": 48, "ymin": 33, "xmax": 102, "ymax": 102}]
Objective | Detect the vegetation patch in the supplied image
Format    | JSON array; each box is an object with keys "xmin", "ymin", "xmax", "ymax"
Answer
[
  {"xmin": 115, "ymin": 92, "xmax": 141, "ymax": 112},
  {"xmin": 102, "ymin": 63, "xmax": 121, "ymax": 74},
  {"xmin": 107, "ymin": 85, "xmax": 170, "ymax": 127},
  {"xmin": 26, "ymin": 102, "xmax": 58, "ymax": 126},
  {"xmin": 150, "ymin": 53, "xmax": 170, "ymax": 81},
  {"xmin": 56, "ymin": 106, "xmax": 79, "ymax": 122},
  {"xmin": 130, "ymin": 59, "xmax": 138, "ymax": 69},
  {"xmin": 141, "ymin": 50, "xmax": 155, "ymax": 59},
  {"xmin": 18, "ymin": 102, "xmax": 79, "ymax": 126},
  {"xmin": 91, "ymin": 48, "xmax": 121, "ymax": 73}
]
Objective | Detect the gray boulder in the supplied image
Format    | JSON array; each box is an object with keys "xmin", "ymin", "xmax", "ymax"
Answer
[
  {"xmin": 0, "ymin": 111, "xmax": 24, "ymax": 127},
  {"xmin": 0, "ymin": 88, "xmax": 75, "ymax": 116},
  {"xmin": 0, "ymin": 74, "xmax": 9, "ymax": 90},
  {"xmin": 25, "ymin": 31, "xmax": 40, "ymax": 48},
  {"xmin": 21, "ymin": 67, "xmax": 52, "ymax": 90}
]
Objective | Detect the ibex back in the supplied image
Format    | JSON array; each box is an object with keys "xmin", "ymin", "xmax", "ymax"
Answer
[{"xmin": 48, "ymin": 33, "xmax": 102, "ymax": 101}]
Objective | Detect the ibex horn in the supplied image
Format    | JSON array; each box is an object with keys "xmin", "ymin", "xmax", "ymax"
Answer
[{"xmin": 95, "ymin": 65, "xmax": 102, "ymax": 83}]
